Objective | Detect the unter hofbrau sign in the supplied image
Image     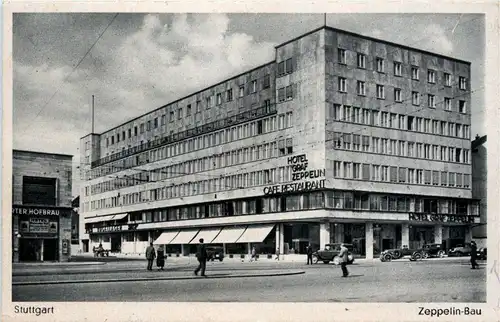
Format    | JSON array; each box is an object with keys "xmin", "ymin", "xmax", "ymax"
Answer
[{"xmin": 263, "ymin": 154, "xmax": 325, "ymax": 195}]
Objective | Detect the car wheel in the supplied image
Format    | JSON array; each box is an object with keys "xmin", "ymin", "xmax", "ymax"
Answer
[
  {"xmin": 219, "ymin": 258, "xmax": 223, "ymax": 262},
  {"xmin": 312, "ymin": 255, "xmax": 319, "ymax": 264},
  {"xmin": 412, "ymin": 252, "xmax": 422, "ymax": 261},
  {"xmin": 437, "ymin": 250, "xmax": 445, "ymax": 258},
  {"xmin": 383, "ymin": 254, "xmax": 392, "ymax": 262},
  {"xmin": 393, "ymin": 251, "xmax": 401, "ymax": 259}
]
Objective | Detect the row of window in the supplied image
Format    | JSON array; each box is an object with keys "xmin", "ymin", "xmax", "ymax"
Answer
[
  {"xmin": 89, "ymin": 112, "xmax": 294, "ymax": 180},
  {"xmin": 86, "ymin": 190, "xmax": 478, "ymax": 228},
  {"xmin": 329, "ymin": 104, "xmax": 471, "ymax": 139},
  {"xmin": 330, "ymin": 160, "xmax": 471, "ymax": 188},
  {"xmin": 337, "ymin": 78, "xmax": 468, "ymax": 113},
  {"xmin": 337, "ymin": 48, "xmax": 468, "ymax": 90},
  {"xmin": 332, "ymin": 131, "xmax": 470, "ymax": 164},
  {"xmin": 104, "ymin": 76, "xmax": 273, "ymax": 147},
  {"xmin": 89, "ymin": 137, "xmax": 294, "ymax": 196}
]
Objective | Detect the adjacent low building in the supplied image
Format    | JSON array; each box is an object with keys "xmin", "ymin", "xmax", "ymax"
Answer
[
  {"xmin": 12, "ymin": 150, "xmax": 73, "ymax": 262},
  {"xmin": 471, "ymin": 135, "xmax": 487, "ymax": 248},
  {"xmin": 79, "ymin": 26, "xmax": 479, "ymax": 259}
]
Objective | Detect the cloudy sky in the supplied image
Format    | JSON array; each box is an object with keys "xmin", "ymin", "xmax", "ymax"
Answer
[{"xmin": 12, "ymin": 13, "xmax": 485, "ymax": 195}]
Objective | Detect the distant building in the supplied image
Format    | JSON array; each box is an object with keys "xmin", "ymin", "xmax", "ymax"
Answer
[
  {"xmin": 12, "ymin": 150, "xmax": 73, "ymax": 262},
  {"xmin": 79, "ymin": 26, "xmax": 478, "ymax": 259},
  {"xmin": 471, "ymin": 135, "xmax": 487, "ymax": 248},
  {"xmin": 71, "ymin": 196, "xmax": 80, "ymax": 253}
]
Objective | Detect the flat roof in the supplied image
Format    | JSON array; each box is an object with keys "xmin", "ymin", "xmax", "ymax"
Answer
[
  {"xmin": 275, "ymin": 26, "xmax": 471, "ymax": 65},
  {"xmin": 13, "ymin": 149, "xmax": 73, "ymax": 158},
  {"xmin": 97, "ymin": 60, "xmax": 275, "ymax": 136}
]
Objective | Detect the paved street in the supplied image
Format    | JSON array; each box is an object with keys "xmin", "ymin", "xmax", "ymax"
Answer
[{"xmin": 12, "ymin": 258, "xmax": 485, "ymax": 302}]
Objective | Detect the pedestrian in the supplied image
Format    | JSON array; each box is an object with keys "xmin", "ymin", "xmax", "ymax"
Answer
[
  {"xmin": 338, "ymin": 243, "xmax": 349, "ymax": 277},
  {"xmin": 145, "ymin": 242, "xmax": 156, "ymax": 271},
  {"xmin": 470, "ymin": 241, "xmax": 479, "ymax": 269},
  {"xmin": 250, "ymin": 246, "xmax": 257, "ymax": 262},
  {"xmin": 275, "ymin": 247, "xmax": 280, "ymax": 261},
  {"xmin": 156, "ymin": 245, "xmax": 166, "ymax": 270},
  {"xmin": 306, "ymin": 243, "xmax": 313, "ymax": 265},
  {"xmin": 194, "ymin": 238, "xmax": 208, "ymax": 277}
]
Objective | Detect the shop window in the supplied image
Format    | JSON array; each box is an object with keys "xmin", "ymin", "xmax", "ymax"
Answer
[
  {"xmin": 344, "ymin": 192, "xmax": 353, "ymax": 209},
  {"xmin": 423, "ymin": 199, "xmax": 438, "ymax": 213},
  {"xmin": 457, "ymin": 201, "xmax": 468, "ymax": 215},
  {"xmin": 333, "ymin": 191, "xmax": 343, "ymax": 208},
  {"xmin": 285, "ymin": 195, "xmax": 300, "ymax": 211},
  {"xmin": 137, "ymin": 231, "xmax": 149, "ymax": 242}
]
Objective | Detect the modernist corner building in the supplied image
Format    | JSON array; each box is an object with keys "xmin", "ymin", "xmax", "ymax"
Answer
[
  {"xmin": 79, "ymin": 26, "xmax": 480, "ymax": 259},
  {"xmin": 12, "ymin": 150, "xmax": 74, "ymax": 262}
]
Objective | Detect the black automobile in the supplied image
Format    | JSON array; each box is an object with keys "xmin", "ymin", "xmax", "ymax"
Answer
[
  {"xmin": 206, "ymin": 246, "xmax": 224, "ymax": 262},
  {"xmin": 312, "ymin": 243, "xmax": 355, "ymax": 265},
  {"xmin": 477, "ymin": 247, "xmax": 487, "ymax": 260},
  {"xmin": 380, "ymin": 246, "xmax": 424, "ymax": 262},
  {"xmin": 422, "ymin": 243, "xmax": 446, "ymax": 259}
]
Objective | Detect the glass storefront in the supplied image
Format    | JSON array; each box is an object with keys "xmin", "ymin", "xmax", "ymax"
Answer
[
  {"xmin": 373, "ymin": 224, "xmax": 399, "ymax": 255},
  {"xmin": 409, "ymin": 225, "xmax": 434, "ymax": 249},
  {"xmin": 283, "ymin": 223, "xmax": 319, "ymax": 254}
]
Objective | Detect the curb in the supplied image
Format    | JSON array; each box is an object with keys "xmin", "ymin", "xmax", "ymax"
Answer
[
  {"xmin": 13, "ymin": 270, "xmax": 305, "ymax": 286},
  {"xmin": 13, "ymin": 262, "xmax": 107, "ymax": 267}
]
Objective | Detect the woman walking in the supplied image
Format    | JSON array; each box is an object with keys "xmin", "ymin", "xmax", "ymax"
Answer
[{"xmin": 156, "ymin": 245, "xmax": 166, "ymax": 270}]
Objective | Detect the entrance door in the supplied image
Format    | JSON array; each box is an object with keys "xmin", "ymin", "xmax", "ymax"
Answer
[
  {"xmin": 111, "ymin": 235, "xmax": 121, "ymax": 253},
  {"xmin": 43, "ymin": 239, "xmax": 58, "ymax": 261},
  {"xmin": 82, "ymin": 240, "xmax": 89, "ymax": 253},
  {"xmin": 19, "ymin": 239, "xmax": 41, "ymax": 261}
]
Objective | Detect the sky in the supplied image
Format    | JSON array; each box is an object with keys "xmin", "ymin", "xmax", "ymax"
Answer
[{"xmin": 12, "ymin": 13, "xmax": 486, "ymax": 196}]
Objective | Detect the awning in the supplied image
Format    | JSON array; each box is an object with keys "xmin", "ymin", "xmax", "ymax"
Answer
[
  {"xmin": 169, "ymin": 229, "xmax": 200, "ymax": 244},
  {"xmin": 211, "ymin": 226, "xmax": 247, "ymax": 244},
  {"xmin": 111, "ymin": 213, "xmax": 128, "ymax": 221},
  {"xmin": 84, "ymin": 215, "xmax": 116, "ymax": 224},
  {"xmin": 236, "ymin": 224, "xmax": 275, "ymax": 243},
  {"xmin": 189, "ymin": 227, "xmax": 222, "ymax": 244},
  {"xmin": 153, "ymin": 231, "xmax": 180, "ymax": 245}
]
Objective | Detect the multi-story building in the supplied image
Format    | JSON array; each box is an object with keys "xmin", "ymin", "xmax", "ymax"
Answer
[
  {"xmin": 471, "ymin": 135, "xmax": 487, "ymax": 248},
  {"xmin": 79, "ymin": 26, "xmax": 479, "ymax": 259},
  {"xmin": 12, "ymin": 150, "xmax": 73, "ymax": 262}
]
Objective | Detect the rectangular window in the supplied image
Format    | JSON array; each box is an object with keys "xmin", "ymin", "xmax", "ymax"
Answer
[
  {"xmin": 390, "ymin": 166, "xmax": 397, "ymax": 183},
  {"xmin": 394, "ymin": 62, "xmax": 402, "ymax": 76},
  {"xmin": 357, "ymin": 53, "xmax": 366, "ymax": 69},
  {"xmin": 424, "ymin": 170, "xmax": 431, "ymax": 185},
  {"xmin": 441, "ymin": 171, "xmax": 448, "ymax": 186},
  {"xmin": 444, "ymin": 73, "xmax": 452, "ymax": 86},
  {"xmin": 362, "ymin": 164, "xmax": 370, "ymax": 180},
  {"xmin": 343, "ymin": 162, "xmax": 352, "ymax": 178},
  {"xmin": 399, "ymin": 168, "xmax": 407, "ymax": 183},
  {"xmin": 412, "ymin": 91, "xmax": 420, "ymax": 105},
  {"xmin": 278, "ymin": 87, "xmax": 285, "ymax": 102},
  {"xmin": 416, "ymin": 170, "xmax": 423, "ymax": 184},
  {"xmin": 216, "ymin": 93, "xmax": 222, "ymax": 105},
  {"xmin": 362, "ymin": 135, "xmax": 370, "ymax": 151},
  {"xmin": 372, "ymin": 110, "xmax": 379, "ymax": 126},
  {"xmin": 376, "ymin": 85, "xmax": 385, "ymax": 99},
  {"xmin": 226, "ymin": 89, "xmax": 233, "ymax": 101},
  {"xmin": 263, "ymin": 75, "xmax": 270, "ymax": 89},
  {"xmin": 398, "ymin": 115, "xmax": 405, "ymax": 130},
  {"xmin": 357, "ymin": 81, "xmax": 366, "ymax": 96},
  {"xmin": 371, "ymin": 165, "xmax": 380, "ymax": 181},
  {"xmin": 411, "ymin": 66, "xmax": 419, "ymax": 80},
  {"xmin": 177, "ymin": 108, "xmax": 183, "ymax": 119},
  {"xmin": 381, "ymin": 166, "xmax": 389, "ymax": 182},
  {"xmin": 459, "ymin": 76, "xmax": 467, "ymax": 90},
  {"xmin": 362, "ymin": 109, "xmax": 370, "ymax": 125},
  {"xmin": 444, "ymin": 97, "xmax": 452, "ymax": 111},
  {"xmin": 333, "ymin": 161, "xmax": 342, "ymax": 178},
  {"xmin": 408, "ymin": 169, "xmax": 415, "ymax": 184},
  {"xmin": 338, "ymin": 49, "xmax": 347, "ymax": 64},
  {"xmin": 427, "ymin": 69, "xmax": 435, "ymax": 83},
  {"xmin": 353, "ymin": 163, "xmax": 361, "ymax": 179},
  {"xmin": 459, "ymin": 100, "xmax": 467, "ymax": 113},
  {"xmin": 239, "ymin": 85, "xmax": 244, "ymax": 97},
  {"xmin": 285, "ymin": 58, "xmax": 293, "ymax": 74},
  {"xmin": 394, "ymin": 88, "xmax": 402, "ymax": 102},
  {"xmin": 251, "ymin": 80, "xmax": 257, "ymax": 93},
  {"xmin": 338, "ymin": 77, "xmax": 347, "ymax": 92},
  {"xmin": 353, "ymin": 107, "xmax": 361, "ymax": 123},
  {"xmin": 376, "ymin": 57, "xmax": 384, "ymax": 72},
  {"xmin": 353, "ymin": 134, "xmax": 361, "ymax": 150},
  {"xmin": 407, "ymin": 142, "xmax": 414, "ymax": 157},
  {"xmin": 372, "ymin": 137, "xmax": 379, "ymax": 153},
  {"xmin": 285, "ymin": 85, "xmax": 293, "ymax": 100},
  {"xmin": 186, "ymin": 104, "xmax": 192, "ymax": 115},
  {"xmin": 428, "ymin": 94, "xmax": 435, "ymax": 108},
  {"xmin": 343, "ymin": 133, "xmax": 351, "ymax": 150},
  {"xmin": 333, "ymin": 104, "xmax": 342, "ymax": 121},
  {"xmin": 432, "ymin": 171, "xmax": 439, "ymax": 186}
]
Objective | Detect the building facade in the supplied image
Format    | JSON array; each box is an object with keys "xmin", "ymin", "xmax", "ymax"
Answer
[
  {"xmin": 471, "ymin": 135, "xmax": 487, "ymax": 248},
  {"xmin": 79, "ymin": 26, "xmax": 479, "ymax": 259},
  {"xmin": 12, "ymin": 150, "xmax": 73, "ymax": 262}
]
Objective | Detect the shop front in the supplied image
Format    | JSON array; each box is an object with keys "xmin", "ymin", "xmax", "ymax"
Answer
[{"xmin": 12, "ymin": 205, "xmax": 72, "ymax": 262}]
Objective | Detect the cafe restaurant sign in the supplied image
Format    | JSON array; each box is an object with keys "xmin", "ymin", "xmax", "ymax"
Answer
[
  {"xmin": 92, "ymin": 225, "xmax": 123, "ymax": 233},
  {"xmin": 263, "ymin": 154, "xmax": 325, "ymax": 195},
  {"xmin": 12, "ymin": 205, "xmax": 71, "ymax": 217},
  {"xmin": 409, "ymin": 213, "xmax": 476, "ymax": 224}
]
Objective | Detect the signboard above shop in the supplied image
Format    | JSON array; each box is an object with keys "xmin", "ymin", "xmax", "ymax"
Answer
[
  {"xmin": 12, "ymin": 205, "xmax": 72, "ymax": 217},
  {"xmin": 409, "ymin": 213, "xmax": 477, "ymax": 224}
]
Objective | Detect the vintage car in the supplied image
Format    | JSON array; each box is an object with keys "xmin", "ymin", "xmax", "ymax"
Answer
[
  {"xmin": 206, "ymin": 246, "xmax": 224, "ymax": 262},
  {"xmin": 380, "ymin": 246, "xmax": 424, "ymax": 262},
  {"xmin": 477, "ymin": 247, "xmax": 487, "ymax": 260},
  {"xmin": 448, "ymin": 244, "xmax": 472, "ymax": 257},
  {"xmin": 421, "ymin": 243, "xmax": 446, "ymax": 258},
  {"xmin": 312, "ymin": 243, "xmax": 355, "ymax": 265}
]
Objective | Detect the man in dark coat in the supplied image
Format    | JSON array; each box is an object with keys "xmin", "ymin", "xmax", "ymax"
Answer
[
  {"xmin": 194, "ymin": 238, "xmax": 208, "ymax": 277},
  {"xmin": 145, "ymin": 242, "xmax": 156, "ymax": 271},
  {"xmin": 338, "ymin": 243, "xmax": 349, "ymax": 277},
  {"xmin": 306, "ymin": 244, "xmax": 313, "ymax": 265},
  {"xmin": 470, "ymin": 241, "xmax": 479, "ymax": 269}
]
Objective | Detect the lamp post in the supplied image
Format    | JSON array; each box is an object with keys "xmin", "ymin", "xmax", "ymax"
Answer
[{"xmin": 13, "ymin": 231, "xmax": 21, "ymax": 262}]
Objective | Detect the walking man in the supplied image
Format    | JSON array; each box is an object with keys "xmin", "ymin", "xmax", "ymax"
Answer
[
  {"xmin": 145, "ymin": 242, "xmax": 156, "ymax": 271},
  {"xmin": 338, "ymin": 243, "xmax": 349, "ymax": 277},
  {"xmin": 306, "ymin": 244, "xmax": 313, "ymax": 265},
  {"xmin": 194, "ymin": 238, "xmax": 208, "ymax": 277},
  {"xmin": 470, "ymin": 241, "xmax": 479, "ymax": 269}
]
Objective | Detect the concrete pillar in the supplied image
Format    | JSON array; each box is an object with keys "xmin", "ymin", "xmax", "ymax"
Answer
[
  {"xmin": 442, "ymin": 226, "xmax": 450, "ymax": 251},
  {"xmin": 223, "ymin": 243, "xmax": 227, "ymax": 256},
  {"xmin": 434, "ymin": 225, "xmax": 443, "ymax": 244},
  {"xmin": 275, "ymin": 223, "xmax": 284, "ymax": 256},
  {"xmin": 181, "ymin": 244, "xmax": 186, "ymax": 256},
  {"xmin": 133, "ymin": 232, "xmax": 138, "ymax": 254},
  {"xmin": 465, "ymin": 226, "xmax": 472, "ymax": 243},
  {"xmin": 334, "ymin": 224, "xmax": 344, "ymax": 243},
  {"xmin": 365, "ymin": 222, "xmax": 374, "ymax": 260},
  {"xmin": 401, "ymin": 223, "xmax": 410, "ymax": 248},
  {"xmin": 319, "ymin": 221, "xmax": 330, "ymax": 250},
  {"xmin": 41, "ymin": 239, "xmax": 44, "ymax": 262}
]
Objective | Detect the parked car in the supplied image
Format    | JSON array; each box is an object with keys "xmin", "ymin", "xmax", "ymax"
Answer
[
  {"xmin": 312, "ymin": 243, "xmax": 355, "ymax": 265},
  {"xmin": 477, "ymin": 247, "xmax": 487, "ymax": 260},
  {"xmin": 422, "ymin": 243, "xmax": 446, "ymax": 258},
  {"xmin": 448, "ymin": 244, "xmax": 472, "ymax": 257},
  {"xmin": 380, "ymin": 246, "xmax": 424, "ymax": 262},
  {"xmin": 206, "ymin": 246, "xmax": 224, "ymax": 262}
]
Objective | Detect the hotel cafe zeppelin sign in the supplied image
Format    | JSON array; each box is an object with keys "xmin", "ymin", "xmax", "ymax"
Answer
[
  {"xmin": 409, "ymin": 213, "xmax": 476, "ymax": 224},
  {"xmin": 263, "ymin": 154, "xmax": 326, "ymax": 195}
]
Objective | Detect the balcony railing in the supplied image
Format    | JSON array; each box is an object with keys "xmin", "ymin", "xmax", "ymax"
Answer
[{"xmin": 91, "ymin": 103, "xmax": 277, "ymax": 168}]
